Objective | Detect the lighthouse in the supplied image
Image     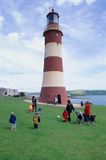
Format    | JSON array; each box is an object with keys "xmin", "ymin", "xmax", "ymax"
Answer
[{"xmin": 39, "ymin": 9, "xmax": 67, "ymax": 105}]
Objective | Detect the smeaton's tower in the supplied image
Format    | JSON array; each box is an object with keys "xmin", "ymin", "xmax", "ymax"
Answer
[{"xmin": 39, "ymin": 9, "xmax": 67, "ymax": 105}]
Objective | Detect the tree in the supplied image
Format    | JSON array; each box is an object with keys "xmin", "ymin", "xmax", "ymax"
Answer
[{"xmin": 20, "ymin": 92, "xmax": 25, "ymax": 97}]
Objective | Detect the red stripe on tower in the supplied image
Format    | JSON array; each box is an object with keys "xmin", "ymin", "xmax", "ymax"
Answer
[{"xmin": 39, "ymin": 9, "xmax": 67, "ymax": 105}]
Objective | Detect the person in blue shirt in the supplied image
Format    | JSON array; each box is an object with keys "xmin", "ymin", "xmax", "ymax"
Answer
[{"xmin": 9, "ymin": 112, "xmax": 16, "ymax": 131}]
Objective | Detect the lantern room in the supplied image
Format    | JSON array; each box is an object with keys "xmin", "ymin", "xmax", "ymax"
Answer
[{"xmin": 47, "ymin": 9, "xmax": 59, "ymax": 25}]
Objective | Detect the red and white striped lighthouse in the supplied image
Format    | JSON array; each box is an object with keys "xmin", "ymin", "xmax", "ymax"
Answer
[{"xmin": 39, "ymin": 9, "xmax": 67, "ymax": 105}]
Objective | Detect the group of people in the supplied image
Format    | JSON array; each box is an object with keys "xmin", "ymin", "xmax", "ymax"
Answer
[
  {"xmin": 62, "ymin": 100, "xmax": 74, "ymax": 122},
  {"xmin": 8, "ymin": 98, "xmax": 96, "ymax": 131},
  {"xmin": 9, "ymin": 96, "xmax": 41, "ymax": 131},
  {"xmin": 62, "ymin": 100, "xmax": 96, "ymax": 125},
  {"xmin": 28, "ymin": 96, "xmax": 37, "ymax": 112},
  {"xmin": 75, "ymin": 101, "xmax": 96, "ymax": 125},
  {"xmin": 9, "ymin": 111, "xmax": 41, "ymax": 131},
  {"xmin": 31, "ymin": 96, "xmax": 41, "ymax": 129}
]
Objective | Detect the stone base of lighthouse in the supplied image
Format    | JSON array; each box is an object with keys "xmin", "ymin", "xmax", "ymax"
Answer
[{"xmin": 39, "ymin": 87, "xmax": 67, "ymax": 105}]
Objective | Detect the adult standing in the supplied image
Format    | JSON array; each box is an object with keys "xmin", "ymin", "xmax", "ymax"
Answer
[
  {"xmin": 32, "ymin": 96, "xmax": 35, "ymax": 112},
  {"xmin": 81, "ymin": 101, "xmax": 83, "ymax": 107},
  {"xmin": 54, "ymin": 96, "xmax": 58, "ymax": 105},
  {"xmin": 66, "ymin": 100, "xmax": 74, "ymax": 121},
  {"xmin": 34, "ymin": 97, "xmax": 37, "ymax": 112},
  {"xmin": 84, "ymin": 101, "xmax": 91, "ymax": 124}
]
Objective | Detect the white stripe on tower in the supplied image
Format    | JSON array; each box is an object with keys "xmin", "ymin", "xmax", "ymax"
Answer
[
  {"xmin": 42, "ymin": 71, "xmax": 64, "ymax": 87},
  {"xmin": 45, "ymin": 42, "xmax": 62, "ymax": 58}
]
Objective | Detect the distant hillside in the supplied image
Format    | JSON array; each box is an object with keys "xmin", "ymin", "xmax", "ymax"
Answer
[
  {"xmin": 25, "ymin": 92, "xmax": 40, "ymax": 97},
  {"xmin": 24, "ymin": 90, "xmax": 106, "ymax": 97},
  {"xmin": 68, "ymin": 90, "xmax": 106, "ymax": 96}
]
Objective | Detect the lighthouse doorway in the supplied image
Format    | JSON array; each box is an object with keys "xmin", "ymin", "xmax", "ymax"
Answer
[{"xmin": 57, "ymin": 94, "xmax": 61, "ymax": 104}]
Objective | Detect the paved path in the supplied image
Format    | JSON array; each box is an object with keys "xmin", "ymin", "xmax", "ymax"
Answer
[{"xmin": 24, "ymin": 100, "xmax": 82, "ymax": 108}]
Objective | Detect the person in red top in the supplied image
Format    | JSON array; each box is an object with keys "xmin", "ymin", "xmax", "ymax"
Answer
[
  {"xmin": 84, "ymin": 101, "xmax": 91, "ymax": 123},
  {"xmin": 62, "ymin": 110, "xmax": 69, "ymax": 122}
]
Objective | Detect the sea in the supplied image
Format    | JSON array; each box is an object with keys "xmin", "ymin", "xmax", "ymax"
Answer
[
  {"xmin": 28, "ymin": 93, "xmax": 106, "ymax": 106},
  {"xmin": 70, "ymin": 95, "xmax": 106, "ymax": 106}
]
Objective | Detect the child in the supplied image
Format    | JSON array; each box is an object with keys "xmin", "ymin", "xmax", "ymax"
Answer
[
  {"xmin": 38, "ymin": 106, "xmax": 42, "ymax": 113},
  {"xmin": 28, "ymin": 104, "xmax": 33, "ymax": 112},
  {"xmin": 9, "ymin": 112, "xmax": 16, "ymax": 131},
  {"xmin": 62, "ymin": 110, "xmax": 69, "ymax": 122},
  {"xmin": 33, "ymin": 112, "xmax": 40, "ymax": 129}
]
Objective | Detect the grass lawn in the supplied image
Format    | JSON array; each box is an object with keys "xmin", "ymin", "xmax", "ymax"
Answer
[{"xmin": 0, "ymin": 96, "xmax": 106, "ymax": 160}]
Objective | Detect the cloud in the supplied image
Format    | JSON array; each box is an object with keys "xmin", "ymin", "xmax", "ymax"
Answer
[
  {"xmin": 57, "ymin": 0, "xmax": 65, "ymax": 5},
  {"xmin": 57, "ymin": 0, "xmax": 96, "ymax": 6},
  {"xmin": 0, "ymin": 42, "xmax": 43, "ymax": 92},
  {"xmin": 0, "ymin": 32, "xmax": 44, "ymax": 88},
  {"xmin": 23, "ymin": 36, "xmax": 44, "ymax": 52},
  {"xmin": 86, "ymin": 0, "xmax": 96, "ymax": 5},
  {"xmin": 11, "ymin": 10, "xmax": 27, "ymax": 26},
  {"xmin": 57, "ymin": 0, "xmax": 83, "ymax": 6},
  {"xmin": 61, "ymin": 11, "xmax": 97, "ymax": 41},
  {"xmin": 101, "ymin": 11, "xmax": 106, "ymax": 23},
  {"xmin": 0, "ymin": 15, "xmax": 4, "ymax": 27},
  {"xmin": 63, "ymin": 22, "xmax": 96, "ymax": 41},
  {"xmin": 6, "ymin": 32, "xmax": 20, "ymax": 43},
  {"xmin": 62, "ymin": 46, "xmax": 106, "ymax": 90},
  {"xmin": 0, "ymin": 32, "xmax": 25, "ymax": 47},
  {"xmin": 0, "ymin": 31, "xmax": 44, "ymax": 51},
  {"xmin": 61, "ymin": 6, "xmax": 104, "ymax": 43},
  {"xmin": 0, "ymin": 47, "xmax": 41, "ymax": 76},
  {"xmin": 0, "ymin": 74, "xmax": 43, "ymax": 92}
]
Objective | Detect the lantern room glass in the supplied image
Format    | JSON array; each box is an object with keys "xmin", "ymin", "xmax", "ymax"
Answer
[{"xmin": 47, "ymin": 13, "xmax": 59, "ymax": 24}]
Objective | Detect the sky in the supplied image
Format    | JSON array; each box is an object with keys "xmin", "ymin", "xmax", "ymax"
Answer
[{"xmin": 0, "ymin": 0, "xmax": 106, "ymax": 92}]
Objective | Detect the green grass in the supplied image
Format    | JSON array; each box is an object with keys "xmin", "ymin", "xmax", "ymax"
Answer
[{"xmin": 0, "ymin": 96, "xmax": 106, "ymax": 160}]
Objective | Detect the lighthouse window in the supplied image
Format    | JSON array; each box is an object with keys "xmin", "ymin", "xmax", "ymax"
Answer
[
  {"xmin": 54, "ymin": 14, "xmax": 59, "ymax": 23},
  {"xmin": 48, "ymin": 14, "xmax": 54, "ymax": 23},
  {"xmin": 47, "ymin": 13, "xmax": 59, "ymax": 24}
]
